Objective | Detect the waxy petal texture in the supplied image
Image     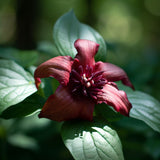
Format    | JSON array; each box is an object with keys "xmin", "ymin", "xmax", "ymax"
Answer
[
  {"xmin": 35, "ymin": 39, "xmax": 134, "ymax": 121},
  {"xmin": 74, "ymin": 39, "xmax": 99, "ymax": 67},
  {"xmin": 34, "ymin": 56, "xmax": 73, "ymax": 88},
  {"xmin": 97, "ymin": 83, "xmax": 132, "ymax": 116},
  {"xmin": 95, "ymin": 62, "xmax": 134, "ymax": 89},
  {"xmin": 39, "ymin": 85, "xmax": 95, "ymax": 121}
]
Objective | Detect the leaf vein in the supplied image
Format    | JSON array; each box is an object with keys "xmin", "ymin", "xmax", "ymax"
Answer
[{"xmin": 96, "ymin": 130, "xmax": 120, "ymax": 160}]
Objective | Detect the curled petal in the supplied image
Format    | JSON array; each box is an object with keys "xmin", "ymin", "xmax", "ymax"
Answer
[
  {"xmin": 38, "ymin": 85, "xmax": 95, "ymax": 122},
  {"xmin": 34, "ymin": 56, "xmax": 73, "ymax": 88},
  {"xmin": 95, "ymin": 62, "xmax": 134, "ymax": 89},
  {"xmin": 74, "ymin": 39, "xmax": 99, "ymax": 67},
  {"xmin": 97, "ymin": 83, "xmax": 132, "ymax": 116}
]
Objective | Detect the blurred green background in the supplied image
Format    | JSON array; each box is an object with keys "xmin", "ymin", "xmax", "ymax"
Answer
[{"xmin": 0, "ymin": 0, "xmax": 160, "ymax": 160}]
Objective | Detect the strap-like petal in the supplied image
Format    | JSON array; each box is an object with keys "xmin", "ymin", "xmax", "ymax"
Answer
[
  {"xmin": 38, "ymin": 85, "xmax": 95, "ymax": 121},
  {"xmin": 34, "ymin": 56, "xmax": 73, "ymax": 88},
  {"xmin": 95, "ymin": 61, "xmax": 134, "ymax": 89},
  {"xmin": 97, "ymin": 83, "xmax": 132, "ymax": 116},
  {"xmin": 74, "ymin": 39, "xmax": 99, "ymax": 67}
]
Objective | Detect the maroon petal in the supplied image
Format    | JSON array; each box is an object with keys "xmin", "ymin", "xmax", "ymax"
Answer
[
  {"xmin": 38, "ymin": 85, "xmax": 95, "ymax": 122},
  {"xmin": 74, "ymin": 39, "xmax": 99, "ymax": 67},
  {"xmin": 95, "ymin": 61, "xmax": 134, "ymax": 89},
  {"xmin": 97, "ymin": 83, "xmax": 132, "ymax": 116},
  {"xmin": 34, "ymin": 56, "xmax": 73, "ymax": 88}
]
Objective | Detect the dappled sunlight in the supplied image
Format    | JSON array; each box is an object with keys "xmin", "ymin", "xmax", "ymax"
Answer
[{"xmin": 0, "ymin": 1, "xmax": 160, "ymax": 160}]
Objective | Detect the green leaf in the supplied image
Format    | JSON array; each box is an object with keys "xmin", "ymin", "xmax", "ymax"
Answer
[
  {"xmin": 95, "ymin": 104, "xmax": 123, "ymax": 122},
  {"xmin": 37, "ymin": 41, "xmax": 59, "ymax": 57},
  {"xmin": 8, "ymin": 133, "xmax": 38, "ymax": 150},
  {"xmin": 53, "ymin": 10, "xmax": 107, "ymax": 61},
  {"xmin": 0, "ymin": 60, "xmax": 37, "ymax": 114},
  {"xmin": 129, "ymin": 91, "xmax": 160, "ymax": 133},
  {"xmin": 118, "ymin": 83, "xmax": 160, "ymax": 133},
  {"xmin": 61, "ymin": 120, "xmax": 124, "ymax": 160},
  {"xmin": 0, "ymin": 93, "xmax": 44, "ymax": 119},
  {"xmin": 0, "ymin": 47, "xmax": 38, "ymax": 67}
]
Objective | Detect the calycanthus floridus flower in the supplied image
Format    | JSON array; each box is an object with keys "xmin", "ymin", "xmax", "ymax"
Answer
[{"xmin": 34, "ymin": 39, "xmax": 134, "ymax": 122}]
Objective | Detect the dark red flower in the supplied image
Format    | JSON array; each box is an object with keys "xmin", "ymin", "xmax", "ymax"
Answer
[{"xmin": 34, "ymin": 39, "xmax": 134, "ymax": 122}]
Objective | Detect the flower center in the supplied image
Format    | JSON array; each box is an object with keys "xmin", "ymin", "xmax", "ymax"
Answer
[{"xmin": 69, "ymin": 65, "xmax": 107, "ymax": 100}]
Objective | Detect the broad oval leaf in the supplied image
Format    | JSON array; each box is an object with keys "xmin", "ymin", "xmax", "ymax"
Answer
[
  {"xmin": 95, "ymin": 104, "xmax": 123, "ymax": 122},
  {"xmin": 0, "ymin": 60, "xmax": 37, "ymax": 113},
  {"xmin": 53, "ymin": 10, "xmax": 107, "ymax": 61},
  {"xmin": 0, "ymin": 47, "xmax": 38, "ymax": 67},
  {"xmin": 129, "ymin": 91, "xmax": 160, "ymax": 133},
  {"xmin": 0, "ymin": 94, "xmax": 44, "ymax": 119},
  {"xmin": 118, "ymin": 83, "xmax": 160, "ymax": 133},
  {"xmin": 61, "ymin": 120, "xmax": 124, "ymax": 160}
]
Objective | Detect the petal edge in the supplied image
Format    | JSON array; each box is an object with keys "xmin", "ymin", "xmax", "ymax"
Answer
[
  {"xmin": 34, "ymin": 56, "xmax": 73, "ymax": 88},
  {"xmin": 39, "ymin": 85, "xmax": 95, "ymax": 121},
  {"xmin": 74, "ymin": 39, "xmax": 99, "ymax": 67},
  {"xmin": 97, "ymin": 83, "xmax": 132, "ymax": 116},
  {"xmin": 95, "ymin": 62, "xmax": 134, "ymax": 89}
]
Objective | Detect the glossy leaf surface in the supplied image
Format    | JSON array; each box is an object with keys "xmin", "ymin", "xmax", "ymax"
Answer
[
  {"xmin": 53, "ymin": 10, "xmax": 107, "ymax": 61},
  {"xmin": 0, "ymin": 60, "xmax": 37, "ymax": 114},
  {"xmin": 118, "ymin": 83, "xmax": 160, "ymax": 133},
  {"xmin": 61, "ymin": 120, "xmax": 124, "ymax": 160}
]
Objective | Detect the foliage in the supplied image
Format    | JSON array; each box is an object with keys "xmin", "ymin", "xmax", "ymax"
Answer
[
  {"xmin": 0, "ymin": 6, "xmax": 160, "ymax": 160},
  {"xmin": 61, "ymin": 120, "xmax": 124, "ymax": 160},
  {"xmin": 0, "ymin": 60, "xmax": 37, "ymax": 113},
  {"xmin": 53, "ymin": 10, "xmax": 107, "ymax": 61}
]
